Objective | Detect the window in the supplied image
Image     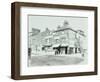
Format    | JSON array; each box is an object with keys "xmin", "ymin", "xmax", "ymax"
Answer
[
  {"xmin": 55, "ymin": 39, "xmax": 59, "ymax": 43},
  {"xmin": 61, "ymin": 37, "xmax": 66, "ymax": 43}
]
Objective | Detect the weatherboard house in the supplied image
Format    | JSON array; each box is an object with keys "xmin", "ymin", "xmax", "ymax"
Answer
[{"xmin": 29, "ymin": 21, "xmax": 86, "ymax": 56}]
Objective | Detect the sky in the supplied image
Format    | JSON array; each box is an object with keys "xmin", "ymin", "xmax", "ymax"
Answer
[{"xmin": 28, "ymin": 15, "xmax": 88, "ymax": 35}]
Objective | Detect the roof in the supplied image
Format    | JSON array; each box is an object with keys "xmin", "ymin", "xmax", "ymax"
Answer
[
  {"xmin": 54, "ymin": 27, "xmax": 85, "ymax": 37},
  {"xmin": 54, "ymin": 27, "xmax": 76, "ymax": 32}
]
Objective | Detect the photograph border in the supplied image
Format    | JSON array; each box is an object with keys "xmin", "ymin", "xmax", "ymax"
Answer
[{"xmin": 11, "ymin": 2, "xmax": 98, "ymax": 80}]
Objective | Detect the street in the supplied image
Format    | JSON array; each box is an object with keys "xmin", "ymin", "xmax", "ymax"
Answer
[{"xmin": 28, "ymin": 55, "xmax": 84, "ymax": 66}]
